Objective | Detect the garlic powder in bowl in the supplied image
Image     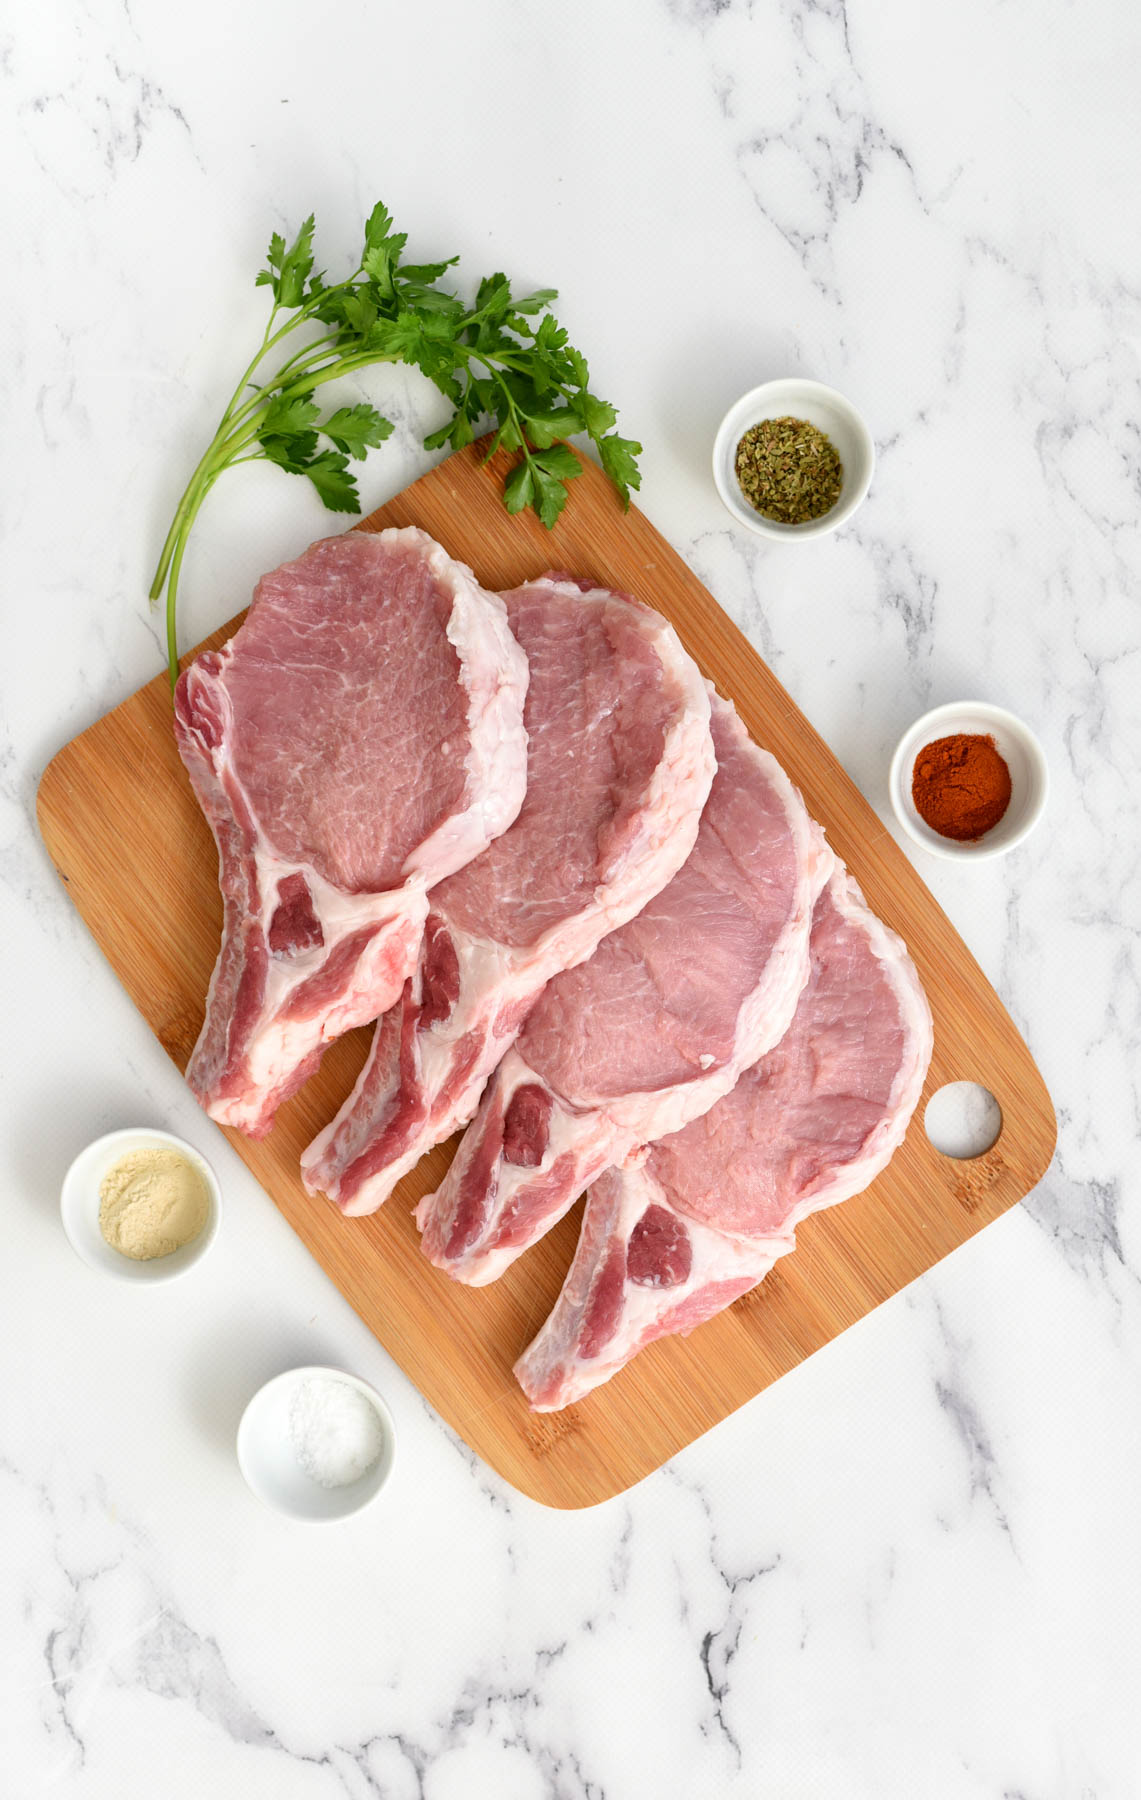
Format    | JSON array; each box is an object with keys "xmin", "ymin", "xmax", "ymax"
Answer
[
  {"xmin": 99, "ymin": 1145, "xmax": 210, "ymax": 1260},
  {"xmin": 60, "ymin": 1127, "xmax": 221, "ymax": 1282}
]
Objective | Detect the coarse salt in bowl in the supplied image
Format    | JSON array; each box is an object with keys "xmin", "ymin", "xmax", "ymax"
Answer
[{"xmin": 236, "ymin": 1366, "xmax": 396, "ymax": 1522}]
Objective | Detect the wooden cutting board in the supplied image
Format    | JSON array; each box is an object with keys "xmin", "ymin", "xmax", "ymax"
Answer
[{"xmin": 37, "ymin": 442, "xmax": 1055, "ymax": 1508}]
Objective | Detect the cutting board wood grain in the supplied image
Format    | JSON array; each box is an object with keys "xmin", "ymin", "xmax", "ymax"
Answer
[{"xmin": 38, "ymin": 442, "xmax": 1056, "ymax": 1507}]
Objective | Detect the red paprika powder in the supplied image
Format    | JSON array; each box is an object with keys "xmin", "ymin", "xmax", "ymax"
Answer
[{"xmin": 911, "ymin": 733, "xmax": 1012, "ymax": 841}]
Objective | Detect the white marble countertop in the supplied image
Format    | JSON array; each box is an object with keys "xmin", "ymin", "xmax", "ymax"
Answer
[{"xmin": 4, "ymin": 1, "xmax": 1139, "ymax": 1793}]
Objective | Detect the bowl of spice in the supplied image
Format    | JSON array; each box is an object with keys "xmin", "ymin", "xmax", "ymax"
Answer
[
  {"xmin": 712, "ymin": 378, "xmax": 874, "ymax": 540},
  {"xmin": 237, "ymin": 1366, "xmax": 396, "ymax": 1521},
  {"xmin": 60, "ymin": 1126, "xmax": 220, "ymax": 1281},
  {"xmin": 889, "ymin": 701, "xmax": 1049, "ymax": 861}
]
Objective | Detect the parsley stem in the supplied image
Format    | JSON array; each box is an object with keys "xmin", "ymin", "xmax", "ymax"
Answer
[
  {"xmin": 164, "ymin": 520, "xmax": 189, "ymax": 693},
  {"xmin": 210, "ymin": 348, "xmax": 403, "ymax": 469},
  {"xmin": 149, "ymin": 479, "xmax": 195, "ymax": 603},
  {"xmin": 162, "ymin": 464, "xmax": 222, "ymax": 691},
  {"xmin": 214, "ymin": 269, "xmax": 367, "ymax": 436},
  {"xmin": 217, "ymin": 327, "xmax": 340, "ymax": 439},
  {"xmin": 149, "ymin": 451, "xmax": 218, "ymax": 605},
  {"xmin": 149, "ymin": 308, "xmax": 287, "ymax": 605}
]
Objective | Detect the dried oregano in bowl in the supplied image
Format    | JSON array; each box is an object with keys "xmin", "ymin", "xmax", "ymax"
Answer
[{"xmin": 734, "ymin": 417, "xmax": 843, "ymax": 525}]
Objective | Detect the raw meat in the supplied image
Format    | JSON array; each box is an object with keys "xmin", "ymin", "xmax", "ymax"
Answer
[
  {"xmin": 516, "ymin": 864, "xmax": 933, "ymax": 1409},
  {"xmin": 174, "ymin": 527, "xmax": 528, "ymax": 1138},
  {"xmin": 417, "ymin": 693, "xmax": 832, "ymax": 1283},
  {"xmin": 301, "ymin": 575, "xmax": 715, "ymax": 1215}
]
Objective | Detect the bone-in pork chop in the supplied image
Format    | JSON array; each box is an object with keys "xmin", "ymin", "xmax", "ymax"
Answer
[
  {"xmin": 301, "ymin": 575, "xmax": 715, "ymax": 1215},
  {"xmin": 174, "ymin": 527, "xmax": 528, "ymax": 1138},
  {"xmin": 516, "ymin": 865, "xmax": 933, "ymax": 1409},
  {"xmin": 416, "ymin": 693, "xmax": 831, "ymax": 1283}
]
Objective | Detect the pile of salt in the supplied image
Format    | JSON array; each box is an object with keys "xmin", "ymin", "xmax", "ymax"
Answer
[{"xmin": 288, "ymin": 1375, "xmax": 384, "ymax": 1488}]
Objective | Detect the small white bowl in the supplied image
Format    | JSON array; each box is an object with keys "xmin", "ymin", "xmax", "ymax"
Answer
[
  {"xmin": 60, "ymin": 1127, "xmax": 221, "ymax": 1282},
  {"xmin": 889, "ymin": 701, "xmax": 1049, "ymax": 861},
  {"xmin": 237, "ymin": 1366, "xmax": 396, "ymax": 1522},
  {"xmin": 712, "ymin": 378, "xmax": 875, "ymax": 540}
]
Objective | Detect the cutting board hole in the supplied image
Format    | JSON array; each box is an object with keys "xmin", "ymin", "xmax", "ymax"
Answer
[{"xmin": 924, "ymin": 1082, "xmax": 1002, "ymax": 1159}]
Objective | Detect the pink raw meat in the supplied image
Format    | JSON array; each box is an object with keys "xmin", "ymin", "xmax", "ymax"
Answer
[
  {"xmin": 417, "ymin": 693, "xmax": 831, "ymax": 1283},
  {"xmin": 301, "ymin": 575, "xmax": 715, "ymax": 1215},
  {"xmin": 516, "ymin": 864, "xmax": 934, "ymax": 1409},
  {"xmin": 174, "ymin": 527, "xmax": 528, "ymax": 1138}
]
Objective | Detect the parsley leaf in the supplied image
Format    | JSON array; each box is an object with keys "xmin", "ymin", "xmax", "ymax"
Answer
[
  {"xmin": 598, "ymin": 434, "xmax": 643, "ymax": 507},
  {"xmin": 581, "ymin": 394, "xmax": 617, "ymax": 438},
  {"xmin": 532, "ymin": 464, "xmax": 570, "ymax": 529},
  {"xmin": 304, "ymin": 450, "xmax": 360, "ymax": 512},
  {"xmin": 532, "ymin": 444, "xmax": 583, "ymax": 481},
  {"xmin": 512, "ymin": 287, "xmax": 559, "ymax": 316},
  {"xmin": 363, "ymin": 201, "xmax": 395, "ymax": 251},
  {"xmin": 321, "ymin": 404, "xmax": 394, "ymax": 460},
  {"xmin": 259, "ymin": 392, "xmax": 321, "ymax": 435},
  {"xmin": 260, "ymin": 429, "xmax": 320, "ymax": 471},
  {"xmin": 255, "ymin": 231, "xmax": 286, "ymax": 291},
  {"xmin": 522, "ymin": 407, "xmax": 583, "ymax": 449},
  {"xmin": 263, "ymin": 215, "xmax": 316, "ymax": 308},
  {"xmin": 503, "ymin": 461, "xmax": 534, "ymax": 514}
]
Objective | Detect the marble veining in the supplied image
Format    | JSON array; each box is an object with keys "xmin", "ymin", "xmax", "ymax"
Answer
[{"xmin": 3, "ymin": 0, "xmax": 1139, "ymax": 1793}]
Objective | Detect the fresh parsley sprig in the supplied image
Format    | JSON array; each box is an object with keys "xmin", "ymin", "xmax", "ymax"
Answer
[{"xmin": 150, "ymin": 202, "xmax": 642, "ymax": 690}]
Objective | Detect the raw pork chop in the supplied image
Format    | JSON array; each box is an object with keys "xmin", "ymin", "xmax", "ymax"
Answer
[
  {"xmin": 516, "ymin": 865, "xmax": 933, "ymax": 1409},
  {"xmin": 175, "ymin": 527, "xmax": 528, "ymax": 1138},
  {"xmin": 417, "ymin": 693, "xmax": 831, "ymax": 1283},
  {"xmin": 301, "ymin": 575, "xmax": 715, "ymax": 1215}
]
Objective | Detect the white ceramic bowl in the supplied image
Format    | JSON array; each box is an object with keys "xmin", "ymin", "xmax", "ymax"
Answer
[
  {"xmin": 237, "ymin": 1366, "xmax": 396, "ymax": 1522},
  {"xmin": 712, "ymin": 378, "xmax": 875, "ymax": 540},
  {"xmin": 60, "ymin": 1126, "xmax": 221, "ymax": 1282},
  {"xmin": 889, "ymin": 701, "xmax": 1049, "ymax": 861}
]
